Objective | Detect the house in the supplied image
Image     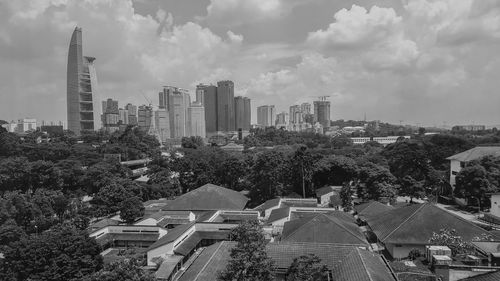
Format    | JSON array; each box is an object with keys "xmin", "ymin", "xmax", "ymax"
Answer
[
  {"xmin": 266, "ymin": 206, "xmax": 339, "ymax": 234},
  {"xmin": 176, "ymin": 241, "xmax": 396, "ymax": 281},
  {"xmin": 280, "ymin": 212, "xmax": 368, "ymax": 246},
  {"xmin": 162, "ymin": 183, "xmax": 249, "ymax": 211},
  {"xmin": 365, "ymin": 203, "xmax": 495, "ymax": 259},
  {"xmin": 446, "ymin": 146, "xmax": 500, "ymax": 188},
  {"xmin": 315, "ymin": 186, "xmax": 341, "ymax": 206},
  {"xmin": 489, "ymin": 194, "xmax": 500, "ymax": 218}
]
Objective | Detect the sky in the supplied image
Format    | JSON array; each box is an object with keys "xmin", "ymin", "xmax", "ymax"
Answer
[{"xmin": 1, "ymin": 0, "xmax": 500, "ymax": 127}]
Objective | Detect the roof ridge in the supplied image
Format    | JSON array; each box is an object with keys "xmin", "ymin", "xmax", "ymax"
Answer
[
  {"xmin": 323, "ymin": 214, "xmax": 367, "ymax": 244},
  {"xmin": 215, "ymin": 186, "xmax": 241, "ymax": 209},
  {"xmin": 382, "ymin": 203, "xmax": 426, "ymax": 242},
  {"xmin": 356, "ymin": 248, "xmax": 374, "ymax": 281},
  {"xmin": 192, "ymin": 242, "xmax": 225, "ymax": 281}
]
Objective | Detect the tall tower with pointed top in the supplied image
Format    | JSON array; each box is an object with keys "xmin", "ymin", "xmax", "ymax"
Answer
[{"xmin": 67, "ymin": 27, "xmax": 101, "ymax": 134}]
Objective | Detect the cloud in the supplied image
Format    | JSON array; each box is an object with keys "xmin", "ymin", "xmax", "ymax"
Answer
[{"xmin": 307, "ymin": 5, "xmax": 419, "ymax": 71}]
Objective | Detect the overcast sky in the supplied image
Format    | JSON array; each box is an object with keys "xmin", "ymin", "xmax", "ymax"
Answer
[{"xmin": 1, "ymin": 0, "xmax": 500, "ymax": 127}]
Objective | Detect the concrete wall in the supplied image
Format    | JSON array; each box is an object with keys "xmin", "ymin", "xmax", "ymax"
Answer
[
  {"xmin": 386, "ymin": 243, "xmax": 426, "ymax": 259},
  {"xmin": 450, "ymin": 160, "xmax": 461, "ymax": 188},
  {"xmin": 491, "ymin": 194, "xmax": 500, "ymax": 217}
]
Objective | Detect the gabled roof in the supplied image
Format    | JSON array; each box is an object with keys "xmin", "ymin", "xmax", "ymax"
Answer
[
  {"xmin": 367, "ymin": 203, "xmax": 493, "ymax": 244},
  {"xmin": 162, "ymin": 184, "xmax": 249, "ymax": 211},
  {"xmin": 268, "ymin": 207, "xmax": 290, "ymax": 223},
  {"xmin": 281, "ymin": 213, "xmax": 368, "ymax": 245},
  {"xmin": 178, "ymin": 241, "xmax": 234, "ymax": 281},
  {"xmin": 446, "ymin": 146, "xmax": 500, "ymax": 162},
  {"xmin": 89, "ymin": 218, "xmax": 120, "ymax": 231},
  {"xmin": 459, "ymin": 270, "xmax": 500, "ymax": 281},
  {"xmin": 471, "ymin": 241, "xmax": 500, "ymax": 254},
  {"xmin": 316, "ymin": 186, "xmax": 338, "ymax": 197},
  {"xmin": 148, "ymin": 222, "xmax": 195, "ymax": 251},
  {"xmin": 253, "ymin": 198, "xmax": 280, "ymax": 212},
  {"xmin": 355, "ymin": 201, "xmax": 393, "ymax": 220},
  {"xmin": 333, "ymin": 248, "xmax": 396, "ymax": 281},
  {"xmin": 155, "ymin": 255, "xmax": 183, "ymax": 280}
]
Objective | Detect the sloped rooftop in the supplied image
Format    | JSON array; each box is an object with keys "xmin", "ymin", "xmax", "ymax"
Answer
[
  {"xmin": 162, "ymin": 183, "xmax": 249, "ymax": 211},
  {"xmin": 367, "ymin": 203, "xmax": 494, "ymax": 244},
  {"xmin": 178, "ymin": 241, "xmax": 234, "ymax": 281},
  {"xmin": 355, "ymin": 201, "xmax": 393, "ymax": 220},
  {"xmin": 332, "ymin": 248, "xmax": 396, "ymax": 281},
  {"xmin": 281, "ymin": 213, "xmax": 367, "ymax": 245},
  {"xmin": 446, "ymin": 146, "xmax": 500, "ymax": 162}
]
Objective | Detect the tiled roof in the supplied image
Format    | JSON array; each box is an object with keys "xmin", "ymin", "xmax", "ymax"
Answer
[
  {"xmin": 162, "ymin": 184, "xmax": 248, "ymax": 211},
  {"xmin": 194, "ymin": 210, "xmax": 218, "ymax": 222},
  {"xmin": 267, "ymin": 207, "xmax": 290, "ymax": 223},
  {"xmin": 355, "ymin": 201, "xmax": 393, "ymax": 220},
  {"xmin": 89, "ymin": 218, "xmax": 120, "ymax": 231},
  {"xmin": 155, "ymin": 255, "xmax": 183, "ymax": 280},
  {"xmin": 471, "ymin": 241, "xmax": 500, "ymax": 254},
  {"xmin": 174, "ymin": 231, "xmax": 230, "ymax": 256},
  {"xmin": 316, "ymin": 186, "xmax": 336, "ymax": 197},
  {"xmin": 281, "ymin": 213, "xmax": 368, "ymax": 245},
  {"xmin": 332, "ymin": 248, "xmax": 396, "ymax": 281},
  {"xmin": 178, "ymin": 241, "xmax": 234, "ymax": 281},
  {"xmin": 267, "ymin": 242, "xmax": 358, "ymax": 270},
  {"xmin": 459, "ymin": 270, "xmax": 500, "ymax": 281},
  {"xmin": 253, "ymin": 198, "xmax": 281, "ymax": 212},
  {"xmin": 446, "ymin": 146, "xmax": 500, "ymax": 162},
  {"xmin": 367, "ymin": 203, "xmax": 493, "ymax": 244},
  {"xmin": 148, "ymin": 222, "xmax": 195, "ymax": 251}
]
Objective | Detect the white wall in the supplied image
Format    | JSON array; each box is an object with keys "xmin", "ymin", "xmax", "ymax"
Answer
[
  {"xmin": 491, "ymin": 195, "xmax": 500, "ymax": 217},
  {"xmin": 450, "ymin": 160, "xmax": 462, "ymax": 188}
]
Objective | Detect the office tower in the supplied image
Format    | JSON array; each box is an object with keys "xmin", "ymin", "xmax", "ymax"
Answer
[
  {"xmin": 243, "ymin": 97, "xmax": 251, "ymax": 131},
  {"xmin": 314, "ymin": 100, "xmax": 331, "ymax": 129},
  {"xmin": 301, "ymin": 103, "xmax": 311, "ymax": 115},
  {"xmin": 154, "ymin": 109, "xmax": 170, "ymax": 143},
  {"xmin": 196, "ymin": 84, "xmax": 208, "ymax": 105},
  {"xmin": 168, "ymin": 88, "xmax": 191, "ymax": 138},
  {"xmin": 276, "ymin": 112, "xmax": 289, "ymax": 128},
  {"xmin": 138, "ymin": 105, "xmax": 153, "ymax": 133},
  {"xmin": 216, "ymin": 80, "xmax": 235, "ymax": 132},
  {"xmin": 289, "ymin": 105, "xmax": 301, "ymax": 124},
  {"xmin": 188, "ymin": 102, "xmax": 206, "ymax": 138},
  {"xmin": 66, "ymin": 27, "xmax": 101, "ymax": 134},
  {"xmin": 119, "ymin": 108, "xmax": 129, "ymax": 125},
  {"xmin": 203, "ymin": 85, "xmax": 218, "ymax": 134},
  {"xmin": 257, "ymin": 105, "xmax": 275, "ymax": 127},
  {"xmin": 101, "ymin": 98, "xmax": 120, "ymax": 133},
  {"xmin": 159, "ymin": 86, "xmax": 177, "ymax": 109},
  {"xmin": 234, "ymin": 96, "xmax": 245, "ymax": 131},
  {"xmin": 125, "ymin": 103, "xmax": 138, "ymax": 125}
]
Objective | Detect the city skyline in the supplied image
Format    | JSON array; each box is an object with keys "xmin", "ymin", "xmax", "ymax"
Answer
[{"xmin": 1, "ymin": 1, "xmax": 500, "ymax": 127}]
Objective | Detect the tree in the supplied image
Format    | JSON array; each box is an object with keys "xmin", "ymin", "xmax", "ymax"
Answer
[
  {"xmin": 218, "ymin": 220, "xmax": 275, "ymax": 281},
  {"xmin": 248, "ymin": 150, "xmax": 288, "ymax": 206},
  {"xmin": 181, "ymin": 136, "xmax": 204, "ymax": 149},
  {"xmin": 428, "ymin": 228, "xmax": 474, "ymax": 256},
  {"xmin": 1, "ymin": 223, "xmax": 103, "ymax": 280},
  {"xmin": 357, "ymin": 162, "xmax": 398, "ymax": 201},
  {"xmin": 81, "ymin": 258, "xmax": 155, "ymax": 281},
  {"xmin": 286, "ymin": 254, "xmax": 329, "ymax": 281},
  {"xmin": 119, "ymin": 197, "xmax": 145, "ymax": 224},
  {"xmin": 93, "ymin": 182, "xmax": 132, "ymax": 216},
  {"xmin": 399, "ymin": 175, "xmax": 425, "ymax": 203},
  {"xmin": 339, "ymin": 183, "xmax": 354, "ymax": 211},
  {"xmin": 454, "ymin": 164, "xmax": 493, "ymax": 206},
  {"xmin": 288, "ymin": 146, "xmax": 317, "ymax": 198},
  {"xmin": 313, "ymin": 155, "xmax": 358, "ymax": 187}
]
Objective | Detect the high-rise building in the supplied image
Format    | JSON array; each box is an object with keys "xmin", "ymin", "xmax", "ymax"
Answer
[
  {"xmin": 66, "ymin": 27, "xmax": 101, "ymax": 134},
  {"xmin": 234, "ymin": 96, "xmax": 245, "ymax": 131},
  {"xmin": 154, "ymin": 109, "xmax": 170, "ymax": 144},
  {"xmin": 119, "ymin": 108, "xmax": 129, "ymax": 125},
  {"xmin": 196, "ymin": 84, "xmax": 208, "ymax": 105},
  {"xmin": 138, "ymin": 105, "xmax": 153, "ymax": 133},
  {"xmin": 301, "ymin": 103, "xmax": 311, "ymax": 115},
  {"xmin": 15, "ymin": 118, "xmax": 37, "ymax": 133},
  {"xmin": 188, "ymin": 102, "xmax": 206, "ymax": 138},
  {"xmin": 243, "ymin": 97, "xmax": 251, "ymax": 131},
  {"xmin": 257, "ymin": 105, "xmax": 275, "ymax": 127},
  {"xmin": 203, "ymin": 85, "xmax": 218, "ymax": 134},
  {"xmin": 102, "ymin": 98, "xmax": 120, "ymax": 133},
  {"xmin": 314, "ymin": 100, "xmax": 331, "ymax": 129},
  {"xmin": 125, "ymin": 103, "xmax": 138, "ymax": 125},
  {"xmin": 167, "ymin": 88, "xmax": 191, "ymax": 138},
  {"xmin": 289, "ymin": 105, "xmax": 302, "ymax": 124},
  {"xmin": 276, "ymin": 112, "xmax": 289, "ymax": 128},
  {"xmin": 216, "ymin": 80, "xmax": 235, "ymax": 132}
]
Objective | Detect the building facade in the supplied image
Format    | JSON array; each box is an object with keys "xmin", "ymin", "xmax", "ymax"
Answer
[
  {"xmin": 138, "ymin": 105, "xmax": 153, "ymax": 133},
  {"xmin": 313, "ymin": 100, "xmax": 331, "ymax": 129},
  {"xmin": 188, "ymin": 102, "xmax": 206, "ymax": 138},
  {"xmin": 67, "ymin": 27, "xmax": 101, "ymax": 134},
  {"xmin": 257, "ymin": 105, "xmax": 275, "ymax": 127},
  {"xmin": 216, "ymin": 80, "xmax": 235, "ymax": 132},
  {"xmin": 102, "ymin": 98, "xmax": 120, "ymax": 133},
  {"xmin": 125, "ymin": 103, "xmax": 138, "ymax": 125},
  {"xmin": 203, "ymin": 85, "xmax": 218, "ymax": 134},
  {"xmin": 154, "ymin": 109, "xmax": 170, "ymax": 144},
  {"xmin": 168, "ymin": 88, "xmax": 191, "ymax": 138},
  {"xmin": 243, "ymin": 97, "xmax": 251, "ymax": 131},
  {"xmin": 275, "ymin": 112, "xmax": 289, "ymax": 128}
]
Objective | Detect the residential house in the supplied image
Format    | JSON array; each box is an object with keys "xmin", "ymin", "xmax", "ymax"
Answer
[
  {"xmin": 315, "ymin": 186, "xmax": 341, "ymax": 206},
  {"xmin": 446, "ymin": 146, "xmax": 500, "ymax": 188}
]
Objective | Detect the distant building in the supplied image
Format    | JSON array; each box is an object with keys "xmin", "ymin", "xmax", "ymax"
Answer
[
  {"xmin": 102, "ymin": 98, "xmax": 120, "ymax": 133},
  {"xmin": 289, "ymin": 105, "xmax": 302, "ymax": 124},
  {"xmin": 168, "ymin": 88, "xmax": 191, "ymax": 138},
  {"xmin": 275, "ymin": 112, "xmax": 289, "ymax": 128},
  {"xmin": 203, "ymin": 85, "xmax": 218, "ymax": 134},
  {"xmin": 195, "ymin": 84, "xmax": 207, "ymax": 105},
  {"xmin": 118, "ymin": 108, "xmax": 129, "ymax": 125},
  {"xmin": 138, "ymin": 105, "xmax": 153, "ymax": 133},
  {"xmin": 15, "ymin": 118, "xmax": 37, "ymax": 133},
  {"xmin": 313, "ymin": 100, "xmax": 330, "ymax": 129},
  {"xmin": 187, "ymin": 102, "xmax": 206, "ymax": 138},
  {"xmin": 125, "ymin": 103, "xmax": 138, "ymax": 125},
  {"xmin": 154, "ymin": 109, "xmax": 170, "ymax": 144},
  {"xmin": 446, "ymin": 146, "xmax": 500, "ymax": 188},
  {"xmin": 350, "ymin": 136, "xmax": 410, "ymax": 146},
  {"xmin": 216, "ymin": 80, "xmax": 235, "ymax": 132},
  {"xmin": 301, "ymin": 102, "xmax": 311, "ymax": 115},
  {"xmin": 243, "ymin": 97, "xmax": 251, "ymax": 131},
  {"xmin": 66, "ymin": 27, "xmax": 101, "ymax": 134},
  {"xmin": 257, "ymin": 105, "xmax": 275, "ymax": 127},
  {"xmin": 234, "ymin": 96, "xmax": 250, "ymax": 132},
  {"xmin": 452, "ymin": 125, "xmax": 486, "ymax": 131}
]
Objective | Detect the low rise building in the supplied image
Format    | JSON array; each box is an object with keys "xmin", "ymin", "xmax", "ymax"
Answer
[{"xmin": 446, "ymin": 146, "xmax": 500, "ymax": 188}]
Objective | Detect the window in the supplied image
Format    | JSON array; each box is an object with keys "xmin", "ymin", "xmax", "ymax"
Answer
[
  {"xmin": 395, "ymin": 244, "xmax": 402, "ymax": 247},
  {"xmin": 452, "ymin": 171, "xmax": 458, "ymax": 175}
]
